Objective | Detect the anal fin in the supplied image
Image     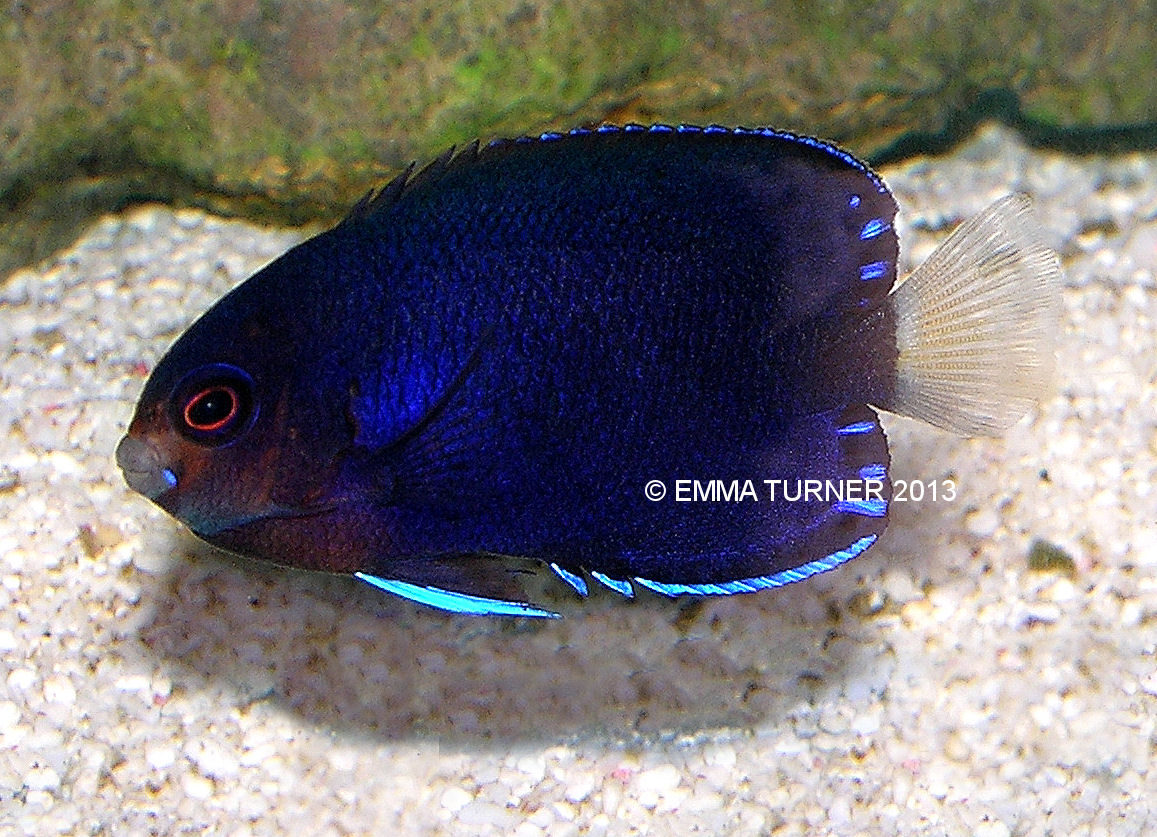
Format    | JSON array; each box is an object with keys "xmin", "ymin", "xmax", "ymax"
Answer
[{"xmin": 583, "ymin": 404, "xmax": 892, "ymax": 598}]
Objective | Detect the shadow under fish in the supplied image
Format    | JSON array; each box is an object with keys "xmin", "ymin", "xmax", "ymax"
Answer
[{"xmin": 116, "ymin": 124, "xmax": 1062, "ymax": 618}]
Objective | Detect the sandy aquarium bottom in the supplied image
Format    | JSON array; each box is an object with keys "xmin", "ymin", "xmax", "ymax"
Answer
[{"xmin": 2, "ymin": 125, "xmax": 1156, "ymax": 834}]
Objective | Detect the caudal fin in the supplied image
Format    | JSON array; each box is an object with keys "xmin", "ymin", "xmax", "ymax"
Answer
[{"xmin": 884, "ymin": 194, "xmax": 1062, "ymax": 436}]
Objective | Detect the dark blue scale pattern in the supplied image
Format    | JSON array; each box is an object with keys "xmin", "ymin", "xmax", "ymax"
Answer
[{"xmin": 130, "ymin": 123, "xmax": 901, "ymax": 617}]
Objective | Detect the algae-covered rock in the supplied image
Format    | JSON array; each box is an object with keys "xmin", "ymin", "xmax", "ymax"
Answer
[{"xmin": 2, "ymin": 0, "xmax": 1154, "ymax": 277}]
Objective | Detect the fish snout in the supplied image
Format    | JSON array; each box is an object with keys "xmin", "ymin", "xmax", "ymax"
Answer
[{"xmin": 115, "ymin": 435, "xmax": 177, "ymax": 500}]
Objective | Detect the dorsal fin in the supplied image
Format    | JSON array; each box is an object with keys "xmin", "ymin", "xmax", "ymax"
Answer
[
  {"xmin": 340, "ymin": 141, "xmax": 481, "ymax": 225},
  {"xmin": 338, "ymin": 124, "xmax": 888, "ymax": 227}
]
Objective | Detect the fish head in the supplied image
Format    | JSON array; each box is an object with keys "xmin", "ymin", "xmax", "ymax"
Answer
[
  {"xmin": 116, "ymin": 267, "xmax": 355, "ymax": 552},
  {"xmin": 117, "ymin": 359, "xmax": 269, "ymax": 534}
]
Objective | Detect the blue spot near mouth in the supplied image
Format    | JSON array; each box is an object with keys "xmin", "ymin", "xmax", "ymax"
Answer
[
  {"xmin": 849, "ymin": 194, "xmax": 861, "ymax": 208},
  {"xmin": 162, "ymin": 468, "xmax": 178, "ymax": 488}
]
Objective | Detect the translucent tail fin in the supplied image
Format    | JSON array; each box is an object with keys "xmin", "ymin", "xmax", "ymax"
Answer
[{"xmin": 885, "ymin": 194, "xmax": 1062, "ymax": 436}]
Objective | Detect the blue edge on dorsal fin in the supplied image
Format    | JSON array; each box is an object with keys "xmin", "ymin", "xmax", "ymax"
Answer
[{"xmin": 495, "ymin": 123, "xmax": 888, "ymax": 195}]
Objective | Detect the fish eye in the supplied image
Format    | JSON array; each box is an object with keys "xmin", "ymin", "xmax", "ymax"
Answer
[
  {"xmin": 172, "ymin": 364, "xmax": 257, "ymax": 446},
  {"xmin": 184, "ymin": 386, "xmax": 239, "ymax": 432}
]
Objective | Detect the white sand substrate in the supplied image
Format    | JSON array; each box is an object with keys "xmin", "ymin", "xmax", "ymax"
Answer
[{"xmin": 2, "ymin": 125, "xmax": 1155, "ymax": 835}]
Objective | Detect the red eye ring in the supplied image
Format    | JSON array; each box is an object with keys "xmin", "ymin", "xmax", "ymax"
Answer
[
  {"xmin": 182, "ymin": 385, "xmax": 240, "ymax": 433},
  {"xmin": 171, "ymin": 363, "xmax": 257, "ymax": 446}
]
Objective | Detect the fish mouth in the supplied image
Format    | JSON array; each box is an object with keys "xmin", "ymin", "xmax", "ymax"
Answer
[{"xmin": 115, "ymin": 435, "xmax": 177, "ymax": 500}]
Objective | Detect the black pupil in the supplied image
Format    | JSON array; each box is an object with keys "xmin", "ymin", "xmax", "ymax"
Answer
[{"xmin": 188, "ymin": 388, "xmax": 235, "ymax": 428}]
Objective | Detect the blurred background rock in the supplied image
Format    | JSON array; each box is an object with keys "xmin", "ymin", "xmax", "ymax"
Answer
[{"xmin": 3, "ymin": 0, "xmax": 1154, "ymax": 280}]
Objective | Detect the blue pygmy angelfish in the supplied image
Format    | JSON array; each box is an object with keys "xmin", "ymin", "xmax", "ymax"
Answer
[{"xmin": 117, "ymin": 124, "xmax": 1060, "ymax": 618}]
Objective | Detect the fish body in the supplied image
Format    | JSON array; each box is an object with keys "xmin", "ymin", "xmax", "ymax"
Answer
[{"xmin": 117, "ymin": 124, "xmax": 1060, "ymax": 617}]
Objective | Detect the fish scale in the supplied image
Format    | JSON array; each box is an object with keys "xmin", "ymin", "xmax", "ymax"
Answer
[{"xmin": 117, "ymin": 124, "xmax": 1060, "ymax": 618}]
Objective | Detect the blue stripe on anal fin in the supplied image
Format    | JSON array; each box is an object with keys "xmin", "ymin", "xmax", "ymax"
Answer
[
  {"xmin": 549, "ymin": 563, "xmax": 588, "ymax": 597},
  {"xmin": 355, "ymin": 572, "xmax": 560, "ymax": 618},
  {"xmin": 838, "ymin": 420, "xmax": 875, "ymax": 436},
  {"xmin": 590, "ymin": 571, "xmax": 635, "ymax": 598},
  {"xmin": 859, "ymin": 218, "xmax": 890, "ymax": 240},
  {"xmin": 605, "ymin": 405, "xmax": 891, "ymax": 605},
  {"xmin": 631, "ymin": 534, "xmax": 879, "ymax": 598},
  {"xmin": 718, "ymin": 405, "xmax": 888, "ymax": 594},
  {"xmin": 833, "ymin": 498, "xmax": 888, "ymax": 517},
  {"xmin": 635, "ymin": 577, "xmax": 730, "ymax": 597},
  {"xmin": 750, "ymin": 533, "xmax": 878, "ymax": 588},
  {"xmin": 818, "ymin": 403, "xmax": 892, "ymax": 558},
  {"xmin": 859, "ymin": 260, "xmax": 889, "ymax": 281}
]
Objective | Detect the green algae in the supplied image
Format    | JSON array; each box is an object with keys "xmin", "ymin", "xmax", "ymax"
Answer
[{"xmin": 2, "ymin": 0, "xmax": 1155, "ymax": 279}]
